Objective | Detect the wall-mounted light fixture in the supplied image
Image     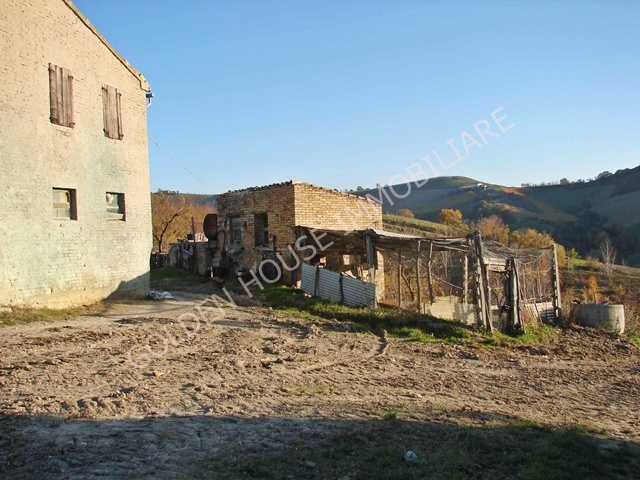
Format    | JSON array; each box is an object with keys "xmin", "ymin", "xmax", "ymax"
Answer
[{"xmin": 145, "ymin": 91, "xmax": 154, "ymax": 108}]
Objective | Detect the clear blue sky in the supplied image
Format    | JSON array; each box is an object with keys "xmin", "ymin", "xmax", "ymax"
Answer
[{"xmin": 74, "ymin": 0, "xmax": 640, "ymax": 194}]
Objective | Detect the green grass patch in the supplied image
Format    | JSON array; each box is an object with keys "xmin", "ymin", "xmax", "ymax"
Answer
[
  {"xmin": 150, "ymin": 265, "xmax": 202, "ymax": 283},
  {"xmin": 258, "ymin": 285, "xmax": 477, "ymax": 343},
  {"xmin": 480, "ymin": 325, "xmax": 557, "ymax": 348},
  {"xmin": 184, "ymin": 417, "xmax": 640, "ymax": 480},
  {"xmin": 257, "ymin": 285, "xmax": 557, "ymax": 347}
]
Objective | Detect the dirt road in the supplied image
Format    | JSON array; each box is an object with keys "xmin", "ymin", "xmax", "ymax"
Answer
[{"xmin": 1, "ymin": 292, "xmax": 639, "ymax": 479}]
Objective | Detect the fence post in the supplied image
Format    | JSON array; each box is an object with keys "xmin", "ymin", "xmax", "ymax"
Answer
[
  {"xmin": 365, "ymin": 234, "xmax": 375, "ymax": 284},
  {"xmin": 508, "ymin": 258, "xmax": 523, "ymax": 331},
  {"xmin": 191, "ymin": 217, "xmax": 197, "ymax": 273},
  {"xmin": 427, "ymin": 240, "xmax": 435, "ymax": 304},
  {"xmin": 463, "ymin": 253, "xmax": 468, "ymax": 305},
  {"xmin": 416, "ymin": 241, "xmax": 422, "ymax": 313},
  {"xmin": 551, "ymin": 244, "xmax": 562, "ymax": 322},
  {"xmin": 473, "ymin": 231, "xmax": 493, "ymax": 332},
  {"xmin": 314, "ymin": 265, "xmax": 320, "ymax": 297},
  {"xmin": 397, "ymin": 249, "xmax": 402, "ymax": 307}
]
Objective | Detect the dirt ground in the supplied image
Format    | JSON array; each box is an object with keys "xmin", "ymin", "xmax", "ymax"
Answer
[{"xmin": 1, "ymin": 287, "xmax": 639, "ymax": 479}]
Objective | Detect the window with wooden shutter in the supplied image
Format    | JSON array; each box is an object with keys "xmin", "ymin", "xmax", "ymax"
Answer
[
  {"xmin": 102, "ymin": 85, "xmax": 123, "ymax": 139},
  {"xmin": 48, "ymin": 63, "xmax": 74, "ymax": 128}
]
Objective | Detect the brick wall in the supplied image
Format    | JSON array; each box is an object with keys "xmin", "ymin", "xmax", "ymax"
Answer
[
  {"xmin": 0, "ymin": 0, "xmax": 152, "ymax": 307},
  {"xmin": 293, "ymin": 182, "xmax": 382, "ymax": 231}
]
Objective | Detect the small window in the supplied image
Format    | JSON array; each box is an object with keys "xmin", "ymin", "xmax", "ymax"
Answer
[
  {"xmin": 53, "ymin": 188, "xmax": 77, "ymax": 220},
  {"xmin": 106, "ymin": 192, "xmax": 125, "ymax": 220},
  {"xmin": 254, "ymin": 213, "xmax": 269, "ymax": 246},
  {"xmin": 49, "ymin": 63, "xmax": 74, "ymax": 128},
  {"xmin": 230, "ymin": 216, "xmax": 243, "ymax": 245},
  {"xmin": 102, "ymin": 85, "xmax": 123, "ymax": 139}
]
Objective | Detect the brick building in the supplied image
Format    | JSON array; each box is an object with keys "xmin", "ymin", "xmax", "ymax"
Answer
[
  {"xmin": 0, "ymin": 0, "xmax": 152, "ymax": 307},
  {"xmin": 215, "ymin": 181, "xmax": 383, "ymax": 285}
]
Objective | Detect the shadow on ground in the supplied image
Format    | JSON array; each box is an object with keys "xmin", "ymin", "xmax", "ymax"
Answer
[{"xmin": 1, "ymin": 410, "xmax": 638, "ymax": 480}]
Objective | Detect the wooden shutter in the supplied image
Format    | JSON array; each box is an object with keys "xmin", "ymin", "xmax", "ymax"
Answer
[
  {"xmin": 116, "ymin": 89, "xmax": 123, "ymax": 139},
  {"xmin": 62, "ymin": 67, "xmax": 74, "ymax": 127},
  {"xmin": 48, "ymin": 64, "xmax": 59, "ymax": 124},
  {"xmin": 49, "ymin": 64, "xmax": 74, "ymax": 127},
  {"xmin": 102, "ymin": 85, "xmax": 111, "ymax": 137},
  {"xmin": 103, "ymin": 85, "xmax": 124, "ymax": 139}
]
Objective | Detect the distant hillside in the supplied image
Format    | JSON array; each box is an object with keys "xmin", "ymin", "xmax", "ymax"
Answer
[
  {"xmin": 156, "ymin": 190, "xmax": 218, "ymax": 207},
  {"xmin": 383, "ymin": 214, "xmax": 467, "ymax": 237},
  {"xmin": 355, "ymin": 166, "xmax": 640, "ymax": 265}
]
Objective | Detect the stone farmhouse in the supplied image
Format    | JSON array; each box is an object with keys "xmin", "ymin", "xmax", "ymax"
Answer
[
  {"xmin": 213, "ymin": 181, "xmax": 384, "ymax": 288},
  {"xmin": 0, "ymin": 0, "xmax": 153, "ymax": 307}
]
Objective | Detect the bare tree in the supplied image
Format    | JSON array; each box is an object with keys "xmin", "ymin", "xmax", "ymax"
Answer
[{"xmin": 599, "ymin": 238, "xmax": 617, "ymax": 279}]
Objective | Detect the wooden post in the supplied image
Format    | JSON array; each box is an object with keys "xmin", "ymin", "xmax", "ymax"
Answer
[
  {"xmin": 478, "ymin": 234, "xmax": 493, "ymax": 333},
  {"xmin": 508, "ymin": 258, "xmax": 522, "ymax": 331},
  {"xmin": 471, "ymin": 236, "xmax": 484, "ymax": 327},
  {"xmin": 474, "ymin": 231, "xmax": 493, "ymax": 332},
  {"xmin": 463, "ymin": 253, "xmax": 468, "ymax": 305},
  {"xmin": 427, "ymin": 240, "xmax": 435, "ymax": 304},
  {"xmin": 313, "ymin": 265, "xmax": 320, "ymax": 297},
  {"xmin": 191, "ymin": 216, "xmax": 197, "ymax": 273},
  {"xmin": 365, "ymin": 234, "xmax": 375, "ymax": 284},
  {"xmin": 551, "ymin": 244, "xmax": 562, "ymax": 322},
  {"xmin": 397, "ymin": 249, "xmax": 402, "ymax": 307},
  {"xmin": 416, "ymin": 241, "xmax": 422, "ymax": 313}
]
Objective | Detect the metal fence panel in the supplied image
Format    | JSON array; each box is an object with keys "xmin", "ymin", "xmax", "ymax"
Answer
[{"xmin": 301, "ymin": 263, "xmax": 376, "ymax": 308}]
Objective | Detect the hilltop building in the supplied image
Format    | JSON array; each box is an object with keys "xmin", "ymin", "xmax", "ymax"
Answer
[{"xmin": 0, "ymin": 0, "xmax": 153, "ymax": 307}]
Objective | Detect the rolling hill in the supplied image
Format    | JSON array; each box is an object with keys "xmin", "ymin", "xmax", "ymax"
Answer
[{"xmin": 356, "ymin": 166, "xmax": 640, "ymax": 265}]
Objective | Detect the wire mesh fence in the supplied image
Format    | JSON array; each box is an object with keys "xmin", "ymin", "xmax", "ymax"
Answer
[{"xmin": 378, "ymin": 236, "xmax": 559, "ymax": 332}]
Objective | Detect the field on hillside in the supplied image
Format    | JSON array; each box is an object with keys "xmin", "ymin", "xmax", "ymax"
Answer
[{"xmin": 1, "ymin": 273, "xmax": 639, "ymax": 479}]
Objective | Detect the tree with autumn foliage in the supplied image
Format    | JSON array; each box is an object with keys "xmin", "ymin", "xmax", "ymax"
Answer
[
  {"xmin": 151, "ymin": 190, "xmax": 214, "ymax": 252},
  {"xmin": 438, "ymin": 208, "xmax": 464, "ymax": 227},
  {"xmin": 509, "ymin": 227, "xmax": 566, "ymax": 266},
  {"xmin": 475, "ymin": 215, "xmax": 510, "ymax": 244}
]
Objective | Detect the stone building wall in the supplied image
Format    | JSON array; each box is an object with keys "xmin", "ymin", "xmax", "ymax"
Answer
[
  {"xmin": 216, "ymin": 181, "xmax": 384, "ymax": 287},
  {"xmin": 0, "ymin": 0, "xmax": 152, "ymax": 307},
  {"xmin": 216, "ymin": 182, "xmax": 297, "ymax": 273}
]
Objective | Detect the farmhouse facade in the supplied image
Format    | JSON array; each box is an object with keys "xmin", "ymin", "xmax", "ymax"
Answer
[{"xmin": 0, "ymin": 0, "xmax": 152, "ymax": 307}]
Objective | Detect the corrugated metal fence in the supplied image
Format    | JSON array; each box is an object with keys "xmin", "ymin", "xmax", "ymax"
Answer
[{"xmin": 301, "ymin": 263, "xmax": 376, "ymax": 308}]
